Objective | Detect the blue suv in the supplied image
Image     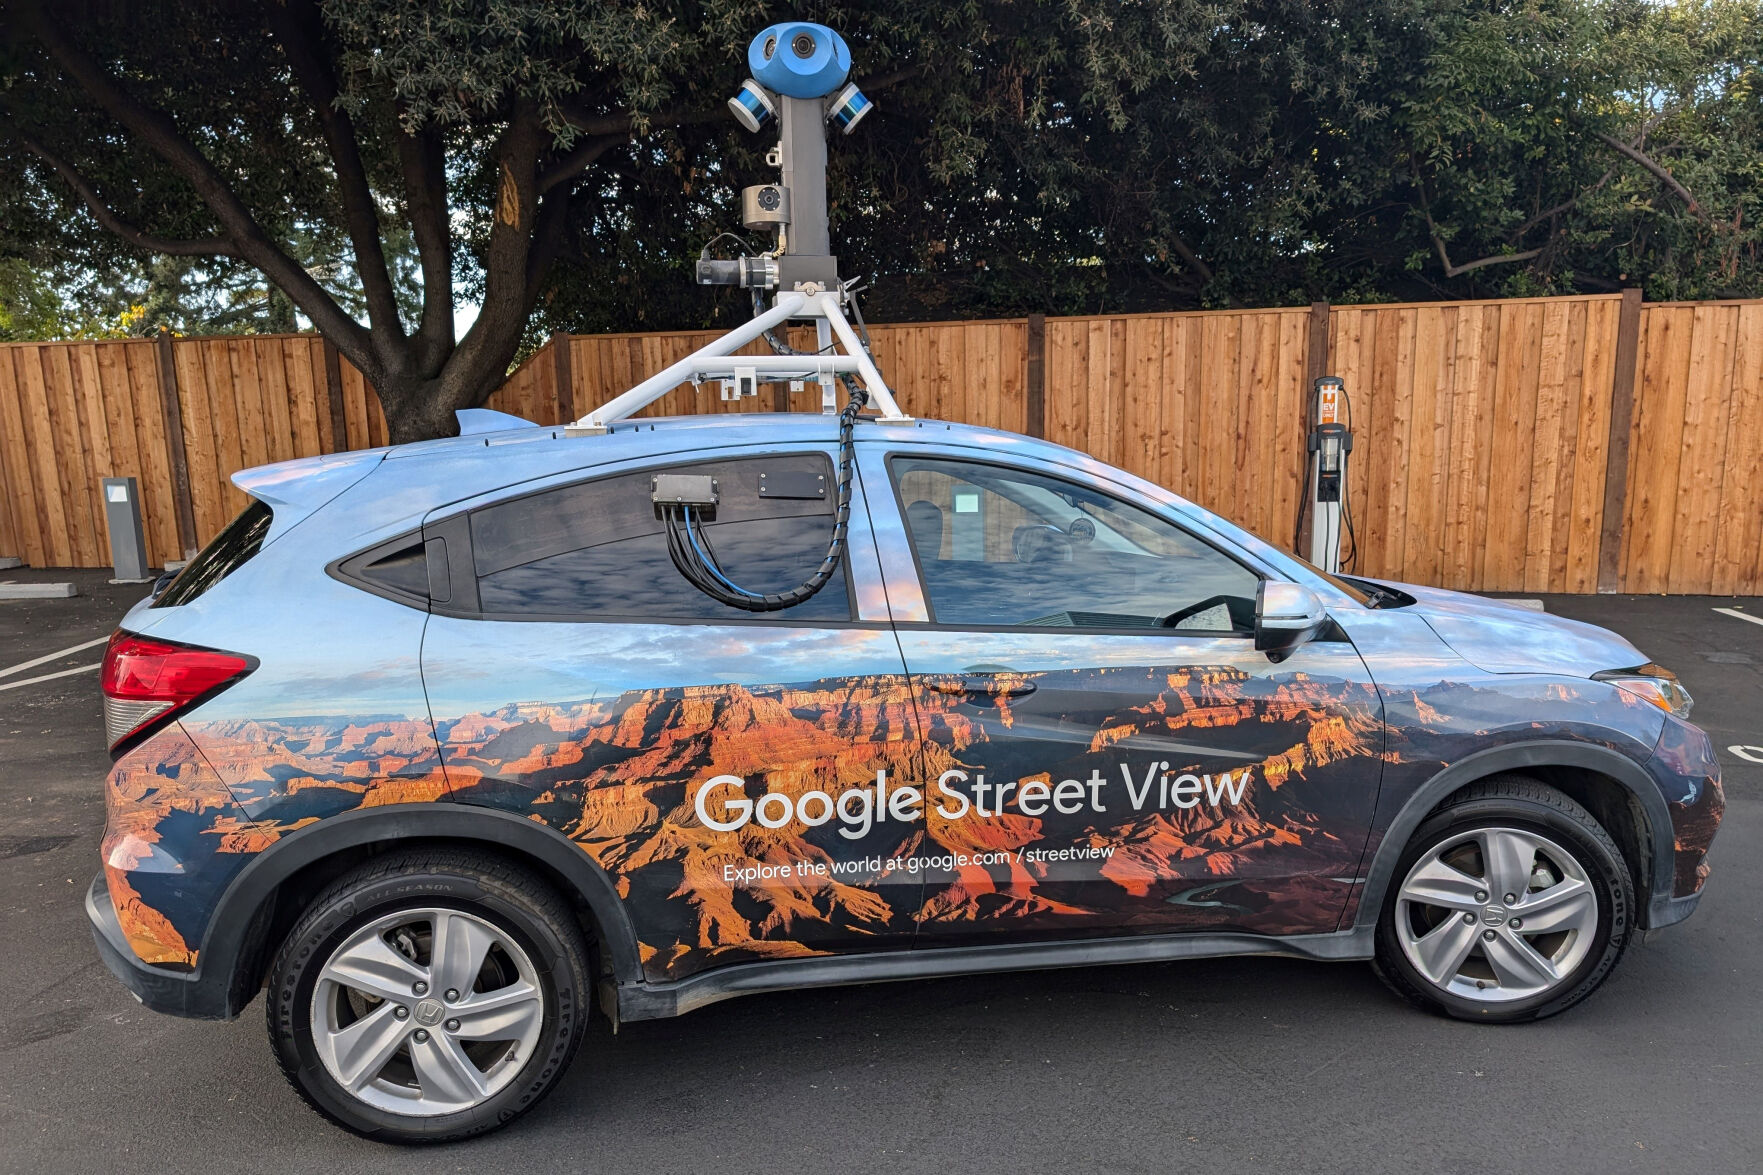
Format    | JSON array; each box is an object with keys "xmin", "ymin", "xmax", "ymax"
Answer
[{"xmin": 88, "ymin": 410, "xmax": 1723, "ymax": 1141}]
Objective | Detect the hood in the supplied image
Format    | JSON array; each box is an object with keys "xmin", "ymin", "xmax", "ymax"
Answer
[{"xmin": 1387, "ymin": 583, "xmax": 1647, "ymax": 677}]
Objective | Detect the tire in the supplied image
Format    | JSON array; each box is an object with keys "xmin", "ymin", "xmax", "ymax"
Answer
[
  {"xmin": 266, "ymin": 848, "xmax": 591, "ymax": 1142},
  {"xmin": 1373, "ymin": 775, "xmax": 1633, "ymax": 1023}
]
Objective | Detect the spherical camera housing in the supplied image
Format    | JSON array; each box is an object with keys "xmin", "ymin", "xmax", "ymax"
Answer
[
  {"xmin": 748, "ymin": 21, "xmax": 851, "ymax": 99},
  {"xmin": 727, "ymin": 79, "xmax": 776, "ymax": 133}
]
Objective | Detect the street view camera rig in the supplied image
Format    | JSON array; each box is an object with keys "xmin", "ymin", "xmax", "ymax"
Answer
[
  {"xmin": 563, "ymin": 21, "xmax": 908, "ymax": 611},
  {"xmin": 563, "ymin": 20, "xmax": 907, "ymax": 436}
]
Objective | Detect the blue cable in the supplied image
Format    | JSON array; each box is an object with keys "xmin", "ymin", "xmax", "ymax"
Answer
[{"xmin": 682, "ymin": 507, "xmax": 766, "ymax": 599}]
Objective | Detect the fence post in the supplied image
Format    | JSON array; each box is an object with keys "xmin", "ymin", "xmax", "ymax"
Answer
[
  {"xmin": 322, "ymin": 339, "xmax": 349, "ymax": 452},
  {"xmin": 1306, "ymin": 300, "xmax": 1331, "ymax": 384},
  {"xmin": 1596, "ymin": 288, "xmax": 1644, "ymax": 593},
  {"xmin": 549, "ymin": 331, "xmax": 576, "ymax": 425},
  {"xmin": 1295, "ymin": 301, "xmax": 1331, "ymax": 557},
  {"xmin": 154, "ymin": 328, "xmax": 200, "ymax": 560},
  {"xmin": 1025, "ymin": 313, "xmax": 1046, "ymax": 438},
  {"xmin": 0, "ymin": 406, "xmax": 19, "ymax": 565}
]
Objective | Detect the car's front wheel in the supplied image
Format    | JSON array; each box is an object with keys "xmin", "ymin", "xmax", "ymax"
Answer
[
  {"xmin": 1374, "ymin": 777, "xmax": 1633, "ymax": 1022},
  {"xmin": 266, "ymin": 849, "xmax": 591, "ymax": 1142}
]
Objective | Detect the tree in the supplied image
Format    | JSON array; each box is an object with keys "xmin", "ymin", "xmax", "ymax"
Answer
[
  {"xmin": 6, "ymin": 0, "xmax": 1166, "ymax": 439},
  {"xmin": 1, "ymin": 2, "xmax": 1756, "ymax": 441},
  {"xmin": 532, "ymin": 0, "xmax": 1762, "ymax": 324},
  {"xmin": 2, "ymin": 0, "xmax": 704, "ymax": 438}
]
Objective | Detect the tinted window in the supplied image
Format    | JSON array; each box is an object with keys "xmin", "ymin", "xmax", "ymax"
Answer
[
  {"xmin": 892, "ymin": 457, "xmax": 1259, "ymax": 632},
  {"xmin": 470, "ymin": 455, "xmax": 851, "ymax": 621},
  {"xmin": 153, "ymin": 499, "xmax": 273, "ymax": 608}
]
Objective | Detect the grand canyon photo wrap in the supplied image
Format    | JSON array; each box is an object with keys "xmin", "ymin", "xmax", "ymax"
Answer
[
  {"xmin": 102, "ymin": 625, "xmax": 1722, "ymax": 984},
  {"xmin": 156, "ymin": 633, "xmax": 1394, "ymax": 981}
]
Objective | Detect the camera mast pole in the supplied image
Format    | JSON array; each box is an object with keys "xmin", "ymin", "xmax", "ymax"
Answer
[{"xmin": 566, "ymin": 22, "xmax": 907, "ymax": 436}]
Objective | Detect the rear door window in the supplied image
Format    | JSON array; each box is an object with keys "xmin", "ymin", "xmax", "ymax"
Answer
[
  {"xmin": 467, "ymin": 454, "xmax": 851, "ymax": 621},
  {"xmin": 153, "ymin": 499, "xmax": 273, "ymax": 608}
]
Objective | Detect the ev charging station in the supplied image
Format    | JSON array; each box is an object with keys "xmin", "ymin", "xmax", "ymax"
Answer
[{"xmin": 1299, "ymin": 376, "xmax": 1354, "ymax": 575}]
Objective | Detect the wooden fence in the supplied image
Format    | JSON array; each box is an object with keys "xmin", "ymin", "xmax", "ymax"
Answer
[
  {"xmin": 0, "ymin": 332, "xmax": 384, "ymax": 569},
  {"xmin": 2, "ymin": 293, "xmax": 1760, "ymax": 595}
]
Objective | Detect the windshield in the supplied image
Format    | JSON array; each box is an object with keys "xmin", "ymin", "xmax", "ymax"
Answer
[{"xmin": 1284, "ymin": 557, "xmax": 1414, "ymax": 609}]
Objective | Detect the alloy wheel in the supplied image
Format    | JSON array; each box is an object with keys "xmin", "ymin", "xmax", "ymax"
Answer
[
  {"xmin": 309, "ymin": 906, "xmax": 545, "ymax": 1115},
  {"xmin": 1394, "ymin": 826, "xmax": 1600, "ymax": 1004}
]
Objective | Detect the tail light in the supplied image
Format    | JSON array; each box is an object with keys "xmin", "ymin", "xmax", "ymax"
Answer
[{"xmin": 100, "ymin": 631, "xmax": 253, "ymax": 751}]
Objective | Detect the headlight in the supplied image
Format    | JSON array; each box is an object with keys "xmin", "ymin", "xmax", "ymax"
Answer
[{"xmin": 1593, "ymin": 663, "xmax": 1693, "ymax": 718}]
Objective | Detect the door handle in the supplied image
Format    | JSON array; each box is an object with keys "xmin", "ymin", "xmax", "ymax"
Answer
[{"xmin": 927, "ymin": 675, "xmax": 1037, "ymax": 699}]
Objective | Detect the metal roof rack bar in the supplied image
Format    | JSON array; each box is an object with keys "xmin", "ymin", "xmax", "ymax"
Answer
[{"xmin": 564, "ymin": 289, "xmax": 910, "ymax": 436}]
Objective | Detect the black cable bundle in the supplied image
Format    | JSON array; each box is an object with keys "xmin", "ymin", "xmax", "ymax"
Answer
[{"xmin": 660, "ymin": 380, "xmax": 868, "ymax": 612}]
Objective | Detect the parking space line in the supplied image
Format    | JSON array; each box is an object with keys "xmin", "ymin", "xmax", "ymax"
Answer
[
  {"xmin": 0, "ymin": 662, "xmax": 102, "ymax": 692},
  {"xmin": 0, "ymin": 635, "xmax": 112, "ymax": 681},
  {"xmin": 1713, "ymin": 607, "xmax": 1763, "ymax": 628}
]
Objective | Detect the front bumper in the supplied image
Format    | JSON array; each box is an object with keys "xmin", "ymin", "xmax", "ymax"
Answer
[
  {"xmin": 1651, "ymin": 714, "xmax": 1725, "ymax": 909},
  {"xmin": 86, "ymin": 874, "xmax": 241, "ymax": 1020}
]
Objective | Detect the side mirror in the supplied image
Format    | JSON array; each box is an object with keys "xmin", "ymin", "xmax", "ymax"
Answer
[{"xmin": 1255, "ymin": 581, "xmax": 1327, "ymax": 662}]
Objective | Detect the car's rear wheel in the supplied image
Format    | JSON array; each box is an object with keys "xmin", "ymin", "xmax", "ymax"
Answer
[
  {"xmin": 266, "ymin": 849, "xmax": 590, "ymax": 1142},
  {"xmin": 1373, "ymin": 776, "xmax": 1633, "ymax": 1022}
]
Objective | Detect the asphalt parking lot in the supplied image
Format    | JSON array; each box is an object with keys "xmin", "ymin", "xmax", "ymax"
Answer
[{"xmin": 1, "ymin": 568, "xmax": 1758, "ymax": 1174}]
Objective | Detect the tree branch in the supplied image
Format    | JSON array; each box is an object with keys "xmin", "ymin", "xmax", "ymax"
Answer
[
  {"xmin": 1159, "ymin": 233, "xmax": 1213, "ymax": 285},
  {"xmin": 1597, "ymin": 131, "xmax": 1705, "ymax": 220},
  {"xmin": 17, "ymin": 2, "xmax": 374, "ymax": 364},
  {"xmin": 854, "ymin": 64, "xmax": 929, "ymax": 95},
  {"xmin": 266, "ymin": 0, "xmax": 404, "ymax": 345},
  {"xmin": 1510, "ymin": 168, "xmax": 1614, "ymax": 240},
  {"xmin": 538, "ymin": 133, "xmax": 625, "ymax": 194},
  {"xmin": 1423, "ymin": 207, "xmax": 1544, "ymax": 278},
  {"xmin": 395, "ymin": 121, "xmax": 455, "ymax": 373},
  {"xmin": 445, "ymin": 108, "xmax": 545, "ymax": 394},
  {"xmin": 19, "ymin": 134, "xmax": 236, "ymax": 257}
]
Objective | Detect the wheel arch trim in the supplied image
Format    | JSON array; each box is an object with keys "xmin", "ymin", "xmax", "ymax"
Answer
[
  {"xmin": 199, "ymin": 803, "xmax": 644, "ymax": 998},
  {"xmin": 1352, "ymin": 740, "xmax": 1674, "ymax": 932}
]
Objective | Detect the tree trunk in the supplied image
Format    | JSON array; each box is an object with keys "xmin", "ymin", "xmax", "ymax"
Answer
[{"xmin": 374, "ymin": 359, "xmax": 514, "ymax": 445}]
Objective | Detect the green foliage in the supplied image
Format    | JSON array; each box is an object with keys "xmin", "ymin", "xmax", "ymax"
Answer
[
  {"xmin": 530, "ymin": 0, "xmax": 1763, "ymax": 333},
  {"xmin": 0, "ymin": 1, "xmax": 1756, "ymax": 438},
  {"xmin": 0, "ymin": 257, "xmax": 68, "ymax": 340}
]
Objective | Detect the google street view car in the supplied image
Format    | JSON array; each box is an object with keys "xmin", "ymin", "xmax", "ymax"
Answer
[
  {"xmin": 86, "ymin": 16, "xmax": 1721, "ymax": 1145},
  {"xmin": 90, "ymin": 406, "xmax": 1722, "ymax": 1141}
]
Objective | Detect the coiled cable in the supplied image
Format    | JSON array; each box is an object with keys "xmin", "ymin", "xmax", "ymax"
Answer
[{"xmin": 660, "ymin": 381, "xmax": 868, "ymax": 611}]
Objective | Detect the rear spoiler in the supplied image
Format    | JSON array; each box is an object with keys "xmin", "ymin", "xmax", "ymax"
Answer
[{"xmin": 230, "ymin": 449, "xmax": 387, "ymax": 543}]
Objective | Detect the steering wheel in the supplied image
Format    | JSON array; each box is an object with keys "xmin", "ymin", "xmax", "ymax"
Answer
[
  {"xmin": 1013, "ymin": 525, "xmax": 1073, "ymax": 564},
  {"xmin": 1155, "ymin": 594, "xmax": 1235, "ymax": 629}
]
